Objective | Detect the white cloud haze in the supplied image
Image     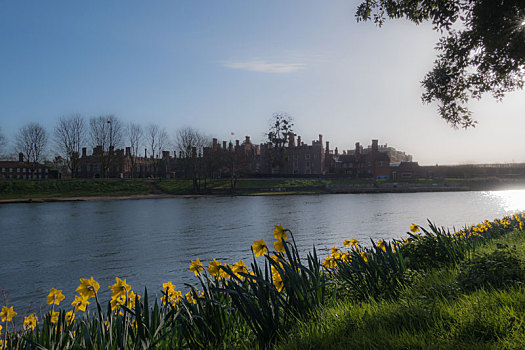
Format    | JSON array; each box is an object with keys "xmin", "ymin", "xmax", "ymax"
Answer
[{"xmin": 222, "ymin": 60, "xmax": 307, "ymax": 73}]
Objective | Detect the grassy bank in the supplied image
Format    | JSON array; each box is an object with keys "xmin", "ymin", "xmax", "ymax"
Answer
[
  {"xmin": 0, "ymin": 179, "xmax": 152, "ymax": 199},
  {"xmin": 1, "ymin": 214, "xmax": 524, "ymax": 349},
  {"xmin": 277, "ymin": 229, "xmax": 525, "ymax": 349},
  {"xmin": 2, "ymin": 177, "xmax": 524, "ymax": 200}
]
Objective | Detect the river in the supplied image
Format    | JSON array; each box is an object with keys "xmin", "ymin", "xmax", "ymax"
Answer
[{"xmin": 1, "ymin": 190, "xmax": 525, "ymax": 313}]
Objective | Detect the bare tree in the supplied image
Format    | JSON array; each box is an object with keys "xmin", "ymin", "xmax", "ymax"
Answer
[
  {"xmin": 54, "ymin": 114, "xmax": 86, "ymax": 178},
  {"xmin": 16, "ymin": 123, "xmax": 48, "ymax": 179},
  {"xmin": 174, "ymin": 127, "xmax": 209, "ymax": 192},
  {"xmin": 89, "ymin": 115, "xmax": 123, "ymax": 178},
  {"xmin": 126, "ymin": 123, "xmax": 143, "ymax": 178},
  {"xmin": 146, "ymin": 124, "xmax": 169, "ymax": 177},
  {"xmin": 0, "ymin": 127, "xmax": 7, "ymax": 158},
  {"xmin": 267, "ymin": 112, "xmax": 294, "ymax": 174}
]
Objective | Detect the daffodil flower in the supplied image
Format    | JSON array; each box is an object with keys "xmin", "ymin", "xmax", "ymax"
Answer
[
  {"xmin": 108, "ymin": 277, "xmax": 131, "ymax": 299},
  {"xmin": 410, "ymin": 223, "xmax": 420, "ymax": 233},
  {"xmin": 50, "ymin": 311, "xmax": 59, "ymax": 324},
  {"xmin": 0, "ymin": 306, "xmax": 17, "ymax": 322},
  {"xmin": 273, "ymin": 224, "xmax": 287, "ymax": 240},
  {"xmin": 208, "ymin": 259, "xmax": 222, "ymax": 277},
  {"xmin": 47, "ymin": 288, "xmax": 65, "ymax": 306},
  {"xmin": 23, "ymin": 314, "xmax": 38, "ymax": 330},
  {"xmin": 189, "ymin": 257, "xmax": 204, "ymax": 276},
  {"xmin": 274, "ymin": 239, "xmax": 285, "ymax": 253},
  {"xmin": 252, "ymin": 239, "xmax": 268, "ymax": 257},
  {"xmin": 76, "ymin": 277, "xmax": 100, "ymax": 299},
  {"xmin": 71, "ymin": 295, "xmax": 90, "ymax": 312}
]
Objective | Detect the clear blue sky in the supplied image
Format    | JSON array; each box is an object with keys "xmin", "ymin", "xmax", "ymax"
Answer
[{"xmin": 1, "ymin": 0, "xmax": 524, "ymax": 165}]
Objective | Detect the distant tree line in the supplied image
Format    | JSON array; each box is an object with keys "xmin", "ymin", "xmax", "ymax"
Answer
[
  {"xmin": 0, "ymin": 112, "xmax": 294, "ymax": 183},
  {"xmin": 0, "ymin": 114, "xmax": 210, "ymax": 179}
]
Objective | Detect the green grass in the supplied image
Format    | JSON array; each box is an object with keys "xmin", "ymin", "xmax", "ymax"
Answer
[
  {"xmin": 276, "ymin": 230, "xmax": 525, "ymax": 350},
  {"xmin": 0, "ymin": 179, "xmax": 152, "ymax": 199},
  {"xmin": 3, "ymin": 177, "xmax": 523, "ymax": 200}
]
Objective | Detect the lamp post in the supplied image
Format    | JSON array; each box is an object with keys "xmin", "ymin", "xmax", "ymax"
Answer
[{"xmin": 107, "ymin": 119, "xmax": 112, "ymax": 178}]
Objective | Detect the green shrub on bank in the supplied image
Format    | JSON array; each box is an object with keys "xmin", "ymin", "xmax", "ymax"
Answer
[{"xmin": 457, "ymin": 246, "xmax": 525, "ymax": 292}]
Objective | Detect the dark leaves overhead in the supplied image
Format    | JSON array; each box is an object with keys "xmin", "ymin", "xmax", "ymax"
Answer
[{"xmin": 356, "ymin": 0, "xmax": 525, "ymax": 128}]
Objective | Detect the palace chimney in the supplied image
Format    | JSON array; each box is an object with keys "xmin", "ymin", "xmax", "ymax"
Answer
[
  {"xmin": 18, "ymin": 153, "xmax": 24, "ymax": 162},
  {"xmin": 372, "ymin": 139, "xmax": 379, "ymax": 152}
]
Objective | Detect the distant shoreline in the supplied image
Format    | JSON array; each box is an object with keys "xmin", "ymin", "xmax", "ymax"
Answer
[
  {"xmin": 2, "ymin": 177, "xmax": 525, "ymax": 204},
  {"xmin": 2, "ymin": 183, "xmax": 524, "ymax": 204}
]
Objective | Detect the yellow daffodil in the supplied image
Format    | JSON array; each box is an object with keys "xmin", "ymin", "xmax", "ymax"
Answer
[
  {"xmin": 332, "ymin": 251, "xmax": 342, "ymax": 260},
  {"xmin": 274, "ymin": 239, "xmax": 285, "ymax": 253},
  {"xmin": 208, "ymin": 259, "xmax": 222, "ymax": 277},
  {"xmin": 360, "ymin": 251, "xmax": 368, "ymax": 262},
  {"xmin": 330, "ymin": 246, "xmax": 339, "ymax": 254},
  {"xmin": 232, "ymin": 259, "xmax": 247, "ymax": 274},
  {"xmin": 109, "ymin": 277, "xmax": 131, "ymax": 299},
  {"xmin": 46, "ymin": 288, "xmax": 65, "ymax": 306},
  {"xmin": 342, "ymin": 239, "xmax": 351, "ymax": 248},
  {"xmin": 350, "ymin": 239, "xmax": 359, "ymax": 247},
  {"xmin": 273, "ymin": 224, "xmax": 287, "ymax": 240},
  {"xmin": 76, "ymin": 277, "xmax": 100, "ymax": 299},
  {"xmin": 252, "ymin": 239, "xmax": 268, "ymax": 257},
  {"xmin": 65, "ymin": 310, "xmax": 75, "ymax": 325},
  {"xmin": 410, "ymin": 223, "xmax": 420, "ymax": 233},
  {"xmin": 341, "ymin": 252, "xmax": 352, "ymax": 262},
  {"xmin": 23, "ymin": 314, "xmax": 38, "ymax": 330},
  {"xmin": 272, "ymin": 272, "xmax": 284, "ymax": 292},
  {"xmin": 128, "ymin": 290, "xmax": 140, "ymax": 308},
  {"xmin": 0, "ymin": 306, "xmax": 17, "ymax": 322},
  {"xmin": 161, "ymin": 282, "xmax": 182, "ymax": 306},
  {"xmin": 110, "ymin": 294, "xmax": 125, "ymax": 311},
  {"xmin": 377, "ymin": 240, "xmax": 386, "ymax": 252},
  {"xmin": 189, "ymin": 257, "xmax": 204, "ymax": 276},
  {"xmin": 71, "ymin": 295, "xmax": 90, "ymax": 312},
  {"xmin": 50, "ymin": 311, "xmax": 59, "ymax": 324},
  {"xmin": 219, "ymin": 267, "xmax": 230, "ymax": 279},
  {"xmin": 161, "ymin": 289, "xmax": 182, "ymax": 306},
  {"xmin": 162, "ymin": 281, "xmax": 176, "ymax": 293},
  {"xmin": 322, "ymin": 256, "xmax": 336, "ymax": 269},
  {"xmin": 185, "ymin": 291, "xmax": 196, "ymax": 304}
]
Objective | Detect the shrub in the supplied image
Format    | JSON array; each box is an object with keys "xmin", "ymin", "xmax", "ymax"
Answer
[{"xmin": 457, "ymin": 247, "xmax": 525, "ymax": 292}]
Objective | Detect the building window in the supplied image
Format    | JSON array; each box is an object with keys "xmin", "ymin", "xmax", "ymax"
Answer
[
  {"xmin": 305, "ymin": 154, "xmax": 311, "ymax": 160},
  {"xmin": 306, "ymin": 161, "xmax": 310, "ymax": 168}
]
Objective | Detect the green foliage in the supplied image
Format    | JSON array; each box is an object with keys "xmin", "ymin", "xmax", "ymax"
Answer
[
  {"xmin": 399, "ymin": 222, "xmax": 479, "ymax": 270},
  {"xmin": 333, "ymin": 240, "xmax": 410, "ymax": 300},
  {"xmin": 0, "ymin": 179, "xmax": 151, "ymax": 199},
  {"xmin": 220, "ymin": 230, "xmax": 328, "ymax": 348},
  {"xmin": 356, "ymin": 0, "xmax": 525, "ymax": 128},
  {"xmin": 457, "ymin": 247, "xmax": 525, "ymax": 292}
]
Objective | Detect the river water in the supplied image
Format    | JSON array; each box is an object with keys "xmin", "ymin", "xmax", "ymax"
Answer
[{"xmin": 1, "ymin": 190, "xmax": 525, "ymax": 313}]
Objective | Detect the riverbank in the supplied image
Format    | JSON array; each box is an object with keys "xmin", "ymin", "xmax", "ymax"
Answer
[
  {"xmin": 1, "ymin": 214, "xmax": 524, "ymax": 349},
  {"xmin": 1, "ymin": 177, "xmax": 525, "ymax": 203},
  {"xmin": 277, "ymin": 227, "xmax": 525, "ymax": 350}
]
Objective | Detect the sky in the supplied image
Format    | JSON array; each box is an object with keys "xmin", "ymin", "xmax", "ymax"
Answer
[{"xmin": 1, "ymin": 0, "xmax": 524, "ymax": 165}]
